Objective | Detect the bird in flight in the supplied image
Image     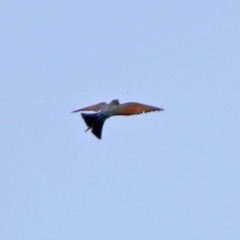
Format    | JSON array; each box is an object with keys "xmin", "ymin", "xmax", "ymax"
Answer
[{"xmin": 72, "ymin": 99, "xmax": 164, "ymax": 139}]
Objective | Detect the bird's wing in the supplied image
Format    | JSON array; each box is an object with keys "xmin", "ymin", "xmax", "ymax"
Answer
[
  {"xmin": 112, "ymin": 102, "xmax": 164, "ymax": 116},
  {"xmin": 72, "ymin": 102, "xmax": 107, "ymax": 113}
]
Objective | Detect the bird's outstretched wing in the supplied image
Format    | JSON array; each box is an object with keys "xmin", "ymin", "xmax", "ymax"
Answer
[
  {"xmin": 113, "ymin": 102, "xmax": 164, "ymax": 116},
  {"xmin": 72, "ymin": 102, "xmax": 107, "ymax": 113}
]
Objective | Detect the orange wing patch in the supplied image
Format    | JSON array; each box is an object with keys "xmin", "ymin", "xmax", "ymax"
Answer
[
  {"xmin": 114, "ymin": 102, "xmax": 163, "ymax": 116},
  {"xmin": 72, "ymin": 102, "xmax": 106, "ymax": 113}
]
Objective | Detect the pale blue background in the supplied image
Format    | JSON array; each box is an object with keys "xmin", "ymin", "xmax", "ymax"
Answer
[{"xmin": 1, "ymin": 1, "xmax": 240, "ymax": 239}]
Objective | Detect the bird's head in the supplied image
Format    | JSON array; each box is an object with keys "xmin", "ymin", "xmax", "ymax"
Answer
[{"xmin": 110, "ymin": 99, "xmax": 120, "ymax": 105}]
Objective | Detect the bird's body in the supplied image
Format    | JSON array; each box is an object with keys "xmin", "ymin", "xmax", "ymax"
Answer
[{"xmin": 72, "ymin": 99, "xmax": 164, "ymax": 139}]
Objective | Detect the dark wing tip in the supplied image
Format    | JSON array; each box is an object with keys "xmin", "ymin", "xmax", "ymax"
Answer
[{"xmin": 71, "ymin": 109, "xmax": 82, "ymax": 113}]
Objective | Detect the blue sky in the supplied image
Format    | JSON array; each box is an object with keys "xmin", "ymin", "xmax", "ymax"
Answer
[{"xmin": 1, "ymin": 1, "xmax": 240, "ymax": 239}]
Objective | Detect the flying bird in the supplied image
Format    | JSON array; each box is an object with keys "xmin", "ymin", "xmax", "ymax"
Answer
[{"xmin": 72, "ymin": 99, "xmax": 164, "ymax": 139}]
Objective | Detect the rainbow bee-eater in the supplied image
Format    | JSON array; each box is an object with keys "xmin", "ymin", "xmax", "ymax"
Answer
[{"xmin": 72, "ymin": 99, "xmax": 164, "ymax": 139}]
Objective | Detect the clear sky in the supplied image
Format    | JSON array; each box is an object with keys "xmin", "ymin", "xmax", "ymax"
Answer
[{"xmin": 1, "ymin": 1, "xmax": 240, "ymax": 239}]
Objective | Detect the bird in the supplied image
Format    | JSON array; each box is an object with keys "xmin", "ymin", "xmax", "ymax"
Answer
[{"xmin": 72, "ymin": 99, "xmax": 164, "ymax": 139}]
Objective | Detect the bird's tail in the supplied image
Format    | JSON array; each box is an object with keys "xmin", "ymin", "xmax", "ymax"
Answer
[{"xmin": 81, "ymin": 113, "xmax": 105, "ymax": 139}]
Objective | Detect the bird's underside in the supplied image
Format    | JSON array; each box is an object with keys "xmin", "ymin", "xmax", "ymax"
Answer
[{"xmin": 72, "ymin": 99, "xmax": 164, "ymax": 139}]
